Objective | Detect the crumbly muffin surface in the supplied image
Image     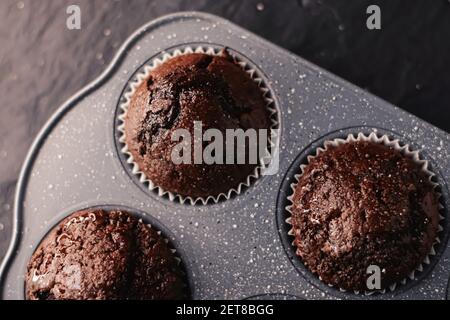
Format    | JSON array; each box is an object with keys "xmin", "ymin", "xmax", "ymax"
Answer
[
  {"xmin": 291, "ymin": 141, "xmax": 440, "ymax": 291},
  {"xmin": 124, "ymin": 52, "xmax": 270, "ymax": 198},
  {"xmin": 26, "ymin": 209, "xmax": 186, "ymax": 300}
]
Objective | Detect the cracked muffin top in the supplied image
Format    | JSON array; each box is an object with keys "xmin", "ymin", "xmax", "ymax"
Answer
[
  {"xmin": 124, "ymin": 51, "xmax": 271, "ymax": 199},
  {"xmin": 290, "ymin": 140, "xmax": 440, "ymax": 291},
  {"xmin": 26, "ymin": 209, "xmax": 186, "ymax": 300}
]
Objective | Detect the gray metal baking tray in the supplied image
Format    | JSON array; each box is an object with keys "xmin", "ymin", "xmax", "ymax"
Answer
[{"xmin": 1, "ymin": 11, "xmax": 449, "ymax": 300}]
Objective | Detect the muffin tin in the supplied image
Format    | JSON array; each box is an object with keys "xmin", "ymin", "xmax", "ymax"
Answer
[{"xmin": 1, "ymin": 12, "xmax": 449, "ymax": 300}]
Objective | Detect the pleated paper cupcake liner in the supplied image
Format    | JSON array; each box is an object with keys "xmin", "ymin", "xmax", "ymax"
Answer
[
  {"xmin": 117, "ymin": 45, "xmax": 279, "ymax": 205},
  {"xmin": 285, "ymin": 132, "xmax": 445, "ymax": 295}
]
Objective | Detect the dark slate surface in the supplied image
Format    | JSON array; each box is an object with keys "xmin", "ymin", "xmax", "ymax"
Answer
[{"xmin": 1, "ymin": 0, "xmax": 450, "ymax": 260}]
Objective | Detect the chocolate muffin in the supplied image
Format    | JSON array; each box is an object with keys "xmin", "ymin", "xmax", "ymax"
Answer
[
  {"xmin": 124, "ymin": 50, "xmax": 271, "ymax": 199},
  {"xmin": 26, "ymin": 209, "xmax": 186, "ymax": 300},
  {"xmin": 290, "ymin": 140, "xmax": 440, "ymax": 291}
]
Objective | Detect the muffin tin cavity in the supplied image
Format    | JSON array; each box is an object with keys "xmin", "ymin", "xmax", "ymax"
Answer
[
  {"xmin": 23, "ymin": 205, "xmax": 193, "ymax": 300},
  {"xmin": 114, "ymin": 43, "xmax": 280, "ymax": 205},
  {"xmin": 276, "ymin": 127, "xmax": 449, "ymax": 298},
  {"xmin": 245, "ymin": 293, "xmax": 303, "ymax": 300}
]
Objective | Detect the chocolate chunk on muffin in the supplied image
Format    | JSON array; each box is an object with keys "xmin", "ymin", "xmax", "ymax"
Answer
[
  {"xmin": 26, "ymin": 209, "xmax": 186, "ymax": 300},
  {"xmin": 124, "ymin": 50, "xmax": 271, "ymax": 199},
  {"xmin": 290, "ymin": 140, "xmax": 440, "ymax": 291}
]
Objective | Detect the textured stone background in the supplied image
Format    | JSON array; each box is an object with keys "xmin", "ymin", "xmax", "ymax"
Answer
[{"xmin": 1, "ymin": 0, "xmax": 450, "ymax": 259}]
